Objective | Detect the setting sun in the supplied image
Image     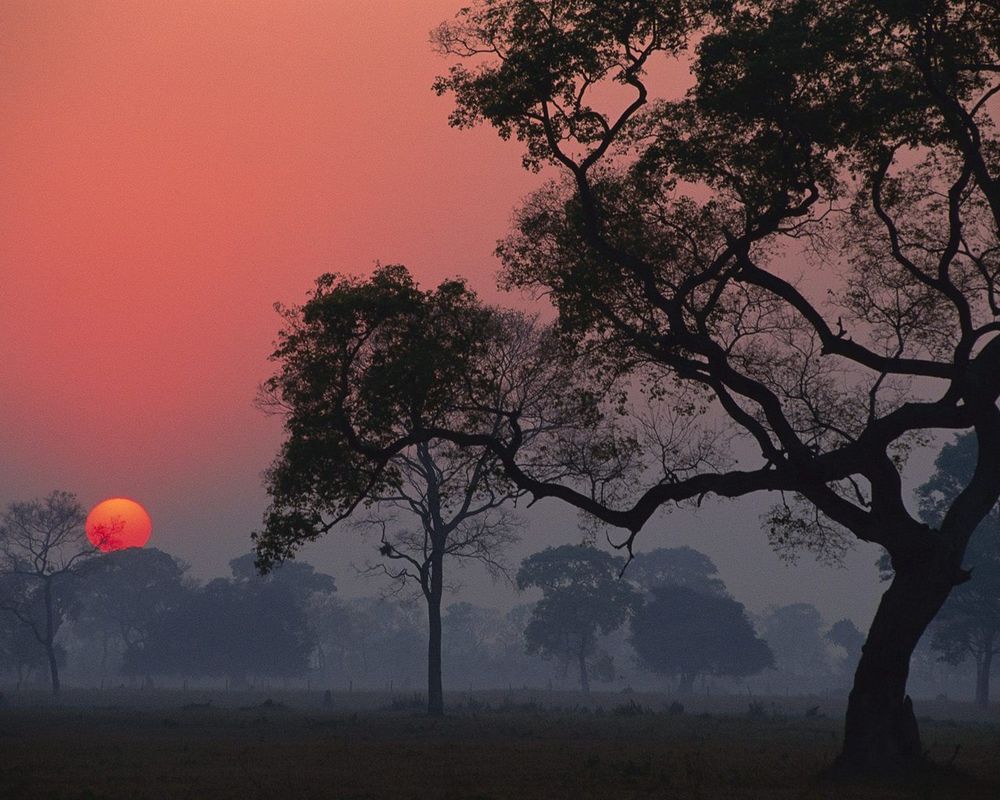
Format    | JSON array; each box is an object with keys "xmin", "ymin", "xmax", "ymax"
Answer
[{"xmin": 85, "ymin": 497, "xmax": 152, "ymax": 552}]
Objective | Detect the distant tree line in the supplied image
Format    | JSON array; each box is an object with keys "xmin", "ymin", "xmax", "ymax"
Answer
[{"xmin": 2, "ymin": 490, "xmax": 993, "ymax": 704}]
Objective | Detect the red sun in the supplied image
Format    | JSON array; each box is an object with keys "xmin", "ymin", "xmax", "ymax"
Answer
[{"xmin": 86, "ymin": 498, "xmax": 152, "ymax": 552}]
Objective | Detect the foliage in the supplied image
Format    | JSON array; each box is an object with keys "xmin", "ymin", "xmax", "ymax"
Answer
[
  {"xmin": 72, "ymin": 547, "xmax": 188, "ymax": 673},
  {"xmin": 431, "ymin": 0, "xmax": 1000, "ymax": 561},
  {"xmin": 0, "ymin": 604, "xmax": 57, "ymax": 685},
  {"xmin": 760, "ymin": 603, "xmax": 834, "ymax": 683},
  {"xmin": 429, "ymin": 1, "xmax": 1000, "ymax": 766},
  {"xmin": 629, "ymin": 584, "xmax": 772, "ymax": 689},
  {"xmin": 130, "ymin": 557, "xmax": 331, "ymax": 682},
  {"xmin": 518, "ymin": 544, "xmax": 640, "ymax": 691},
  {"xmin": 257, "ymin": 266, "xmax": 545, "ymax": 567},
  {"xmin": 625, "ymin": 546, "xmax": 727, "ymax": 596}
]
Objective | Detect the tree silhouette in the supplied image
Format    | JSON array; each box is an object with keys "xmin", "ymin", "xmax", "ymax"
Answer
[
  {"xmin": 72, "ymin": 547, "xmax": 188, "ymax": 683},
  {"xmin": 626, "ymin": 546, "xmax": 727, "ymax": 596},
  {"xmin": 133, "ymin": 571, "xmax": 316, "ymax": 686},
  {"xmin": 517, "ymin": 544, "xmax": 640, "ymax": 692},
  {"xmin": 761, "ymin": 603, "xmax": 834, "ymax": 687},
  {"xmin": 254, "ymin": 0, "xmax": 1000, "ymax": 771},
  {"xmin": 0, "ymin": 491, "xmax": 95, "ymax": 694},
  {"xmin": 423, "ymin": 0, "xmax": 1000, "ymax": 772},
  {"xmin": 630, "ymin": 585, "xmax": 772, "ymax": 692},
  {"xmin": 255, "ymin": 266, "xmax": 598, "ymax": 714}
]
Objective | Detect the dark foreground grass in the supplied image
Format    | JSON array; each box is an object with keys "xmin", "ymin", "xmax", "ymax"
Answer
[{"xmin": 0, "ymin": 694, "xmax": 997, "ymax": 799}]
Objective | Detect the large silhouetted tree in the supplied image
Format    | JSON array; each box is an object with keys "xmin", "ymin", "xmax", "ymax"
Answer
[
  {"xmin": 256, "ymin": 0, "xmax": 1000, "ymax": 772},
  {"xmin": 0, "ymin": 492, "xmax": 95, "ymax": 694},
  {"xmin": 423, "ymin": 0, "xmax": 1000, "ymax": 772},
  {"xmin": 517, "ymin": 545, "xmax": 640, "ymax": 692}
]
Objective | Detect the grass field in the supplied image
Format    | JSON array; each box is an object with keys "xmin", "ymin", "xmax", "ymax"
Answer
[{"xmin": 0, "ymin": 690, "xmax": 997, "ymax": 799}]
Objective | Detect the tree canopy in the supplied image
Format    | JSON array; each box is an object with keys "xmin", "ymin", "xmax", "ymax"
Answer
[
  {"xmin": 434, "ymin": 0, "xmax": 1000, "ymax": 771},
  {"xmin": 517, "ymin": 544, "xmax": 640, "ymax": 692},
  {"xmin": 255, "ymin": 0, "xmax": 1000, "ymax": 771},
  {"xmin": 630, "ymin": 584, "xmax": 773, "ymax": 691},
  {"xmin": 626, "ymin": 546, "xmax": 727, "ymax": 596}
]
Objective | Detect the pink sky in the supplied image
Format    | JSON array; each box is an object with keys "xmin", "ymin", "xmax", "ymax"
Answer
[
  {"xmin": 0, "ymin": 1, "xmax": 888, "ymax": 624},
  {"xmin": 1, "ymin": 1, "xmax": 538, "ymax": 556}
]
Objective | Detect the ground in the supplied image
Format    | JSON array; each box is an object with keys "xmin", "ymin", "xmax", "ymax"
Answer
[{"xmin": 0, "ymin": 690, "xmax": 997, "ymax": 799}]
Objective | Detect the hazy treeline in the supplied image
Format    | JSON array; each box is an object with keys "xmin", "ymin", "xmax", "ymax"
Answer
[{"xmin": 1, "ymin": 533, "xmax": 984, "ymax": 701}]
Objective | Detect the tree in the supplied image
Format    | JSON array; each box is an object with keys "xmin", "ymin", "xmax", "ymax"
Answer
[
  {"xmin": 630, "ymin": 585, "xmax": 772, "ymax": 692},
  {"xmin": 517, "ymin": 544, "xmax": 640, "ymax": 692},
  {"xmin": 307, "ymin": 596, "xmax": 427, "ymax": 689},
  {"xmin": 915, "ymin": 433, "xmax": 1000, "ymax": 708},
  {"xmin": 626, "ymin": 546, "xmax": 727, "ymax": 596},
  {"xmin": 348, "ymin": 434, "xmax": 521, "ymax": 716},
  {"xmin": 419, "ymin": 0, "xmax": 1000, "ymax": 772},
  {"xmin": 0, "ymin": 491, "xmax": 95, "ymax": 693},
  {"xmin": 133, "ymin": 560, "xmax": 320, "ymax": 685},
  {"xmin": 760, "ymin": 603, "xmax": 835, "ymax": 688},
  {"xmin": 72, "ymin": 547, "xmax": 188, "ymax": 681},
  {"xmin": 254, "ymin": 266, "xmax": 594, "ymax": 714},
  {"xmin": 229, "ymin": 552, "xmax": 337, "ymax": 604},
  {"xmin": 0, "ymin": 607, "xmax": 56, "ymax": 688},
  {"xmin": 441, "ymin": 601, "xmax": 503, "ymax": 686}
]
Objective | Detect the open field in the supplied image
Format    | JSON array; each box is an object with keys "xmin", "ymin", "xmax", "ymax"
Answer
[{"xmin": 0, "ymin": 690, "xmax": 997, "ymax": 799}]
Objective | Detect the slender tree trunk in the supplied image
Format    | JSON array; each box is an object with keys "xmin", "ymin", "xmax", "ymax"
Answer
[
  {"xmin": 577, "ymin": 647, "xmax": 590, "ymax": 694},
  {"xmin": 837, "ymin": 562, "xmax": 954, "ymax": 773},
  {"xmin": 975, "ymin": 647, "xmax": 993, "ymax": 709},
  {"xmin": 43, "ymin": 578, "xmax": 60, "ymax": 695},
  {"xmin": 678, "ymin": 673, "xmax": 696, "ymax": 694},
  {"xmin": 426, "ymin": 550, "xmax": 445, "ymax": 717}
]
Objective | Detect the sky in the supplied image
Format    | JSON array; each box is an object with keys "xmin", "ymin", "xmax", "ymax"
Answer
[{"xmin": 1, "ymin": 0, "xmax": 917, "ymax": 627}]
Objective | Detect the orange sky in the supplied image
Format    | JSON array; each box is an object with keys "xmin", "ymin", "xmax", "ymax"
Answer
[
  {"xmin": 0, "ymin": 1, "xmax": 890, "ymax": 624},
  {"xmin": 0, "ymin": 0, "xmax": 539, "ymax": 560}
]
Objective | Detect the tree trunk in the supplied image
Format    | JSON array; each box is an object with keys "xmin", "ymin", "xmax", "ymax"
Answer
[
  {"xmin": 836, "ymin": 562, "xmax": 954, "ymax": 773},
  {"xmin": 426, "ymin": 551, "xmax": 445, "ymax": 717},
  {"xmin": 43, "ymin": 578, "xmax": 60, "ymax": 695},
  {"xmin": 577, "ymin": 647, "xmax": 590, "ymax": 694},
  {"xmin": 678, "ymin": 673, "xmax": 696, "ymax": 694},
  {"xmin": 975, "ymin": 647, "xmax": 993, "ymax": 709}
]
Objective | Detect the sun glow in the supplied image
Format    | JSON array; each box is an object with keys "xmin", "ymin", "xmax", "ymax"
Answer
[{"xmin": 86, "ymin": 498, "xmax": 152, "ymax": 552}]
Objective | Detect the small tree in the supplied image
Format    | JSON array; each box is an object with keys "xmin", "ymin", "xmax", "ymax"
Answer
[
  {"xmin": 0, "ymin": 491, "xmax": 95, "ymax": 694},
  {"xmin": 517, "ymin": 544, "xmax": 640, "ymax": 692},
  {"xmin": 630, "ymin": 585, "xmax": 773, "ymax": 692}
]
